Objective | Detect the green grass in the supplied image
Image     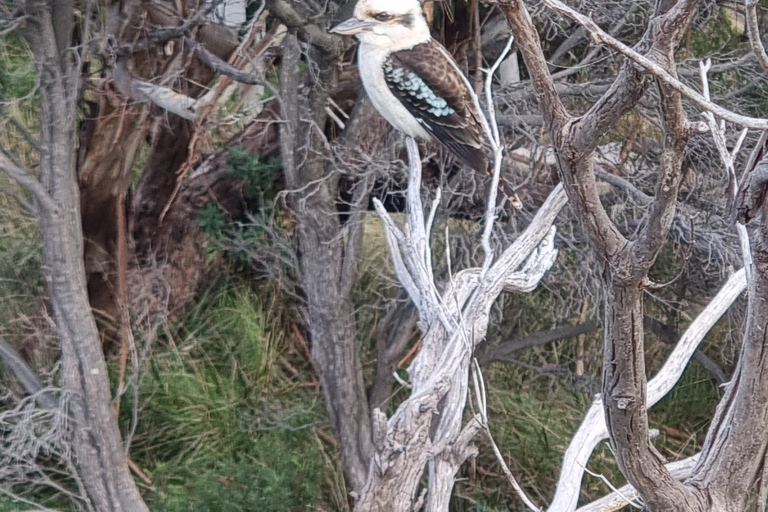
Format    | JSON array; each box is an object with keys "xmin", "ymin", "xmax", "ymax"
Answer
[
  {"xmin": 0, "ymin": 33, "xmax": 48, "ymax": 393},
  {"xmin": 149, "ymin": 434, "xmax": 324, "ymax": 512},
  {"xmin": 126, "ymin": 278, "xmax": 336, "ymax": 511}
]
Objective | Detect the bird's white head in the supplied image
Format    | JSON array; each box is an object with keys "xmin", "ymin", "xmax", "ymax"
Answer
[{"xmin": 330, "ymin": 0, "xmax": 431, "ymax": 51}]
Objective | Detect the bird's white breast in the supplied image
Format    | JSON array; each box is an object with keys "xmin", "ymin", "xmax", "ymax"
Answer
[{"xmin": 357, "ymin": 43, "xmax": 432, "ymax": 141}]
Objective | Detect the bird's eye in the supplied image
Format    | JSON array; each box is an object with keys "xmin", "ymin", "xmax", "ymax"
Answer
[{"xmin": 374, "ymin": 12, "xmax": 394, "ymax": 21}]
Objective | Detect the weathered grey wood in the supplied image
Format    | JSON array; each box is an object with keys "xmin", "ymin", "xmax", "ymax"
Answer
[
  {"xmin": 0, "ymin": 0, "xmax": 151, "ymax": 509},
  {"xmin": 498, "ymin": 0, "xmax": 768, "ymax": 509},
  {"xmin": 686, "ymin": 148, "xmax": 768, "ymax": 511},
  {"xmin": 359, "ymin": 131, "xmax": 566, "ymax": 510},
  {"xmin": 277, "ymin": 33, "xmax": 374, "ymax": 493}
]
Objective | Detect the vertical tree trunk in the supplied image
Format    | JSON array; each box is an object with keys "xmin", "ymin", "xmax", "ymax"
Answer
[
  {"xmin": 278, "ymin": 33, "xmax": 373, "ymax": 492},
  {"xmin": 689, "ymin": 170, "xmax": 768, "ymax": 511},
  {"xmin": 19, "ymin": 1, "xmax": 150, "ymax": 508},
  {"xmin": 602, "ymin": 278, "xmax": 707, "ymax": 512}
]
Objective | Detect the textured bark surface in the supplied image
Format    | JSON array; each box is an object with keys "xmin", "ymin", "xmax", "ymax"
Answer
[
  {"xmin": 602, "ymin": 282, "xmax": 706, "ymax": 511},
  {"xmin": 500, "ymin": 1, "xmax": 716, "ymax": 510},
  {"xmin": 18, "ymin": 0, "xmax": 149, "ymax": 508},
  {"xmin": 688, "ymin": 151, "xmax": 768, "ymax": 511},
  {"xmin": 277, "ymin": 33, "xmax": 375, "ymax": 492},
  {"xmin": 79, "ymin": 0, "xmax": 238, "ymax": 331}
]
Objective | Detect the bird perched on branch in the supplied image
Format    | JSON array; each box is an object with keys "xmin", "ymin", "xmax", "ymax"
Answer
[{"xmin": 330, "ymin": 0, "xmax": 489, "ymax": 175}]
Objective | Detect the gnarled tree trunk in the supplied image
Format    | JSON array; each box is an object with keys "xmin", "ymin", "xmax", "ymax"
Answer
[{"xmin": 14, "ymin": 0, "xmax": 150, "ymax": 508}]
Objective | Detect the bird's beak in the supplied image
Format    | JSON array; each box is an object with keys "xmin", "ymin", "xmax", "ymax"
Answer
[{"xmin": 330, "ymin": 17, "xmax": 377, "ymax": 35}]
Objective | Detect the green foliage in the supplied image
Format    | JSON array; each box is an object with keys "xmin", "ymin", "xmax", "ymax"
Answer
[
  {"xmin": 0, "ymin": 33, "xmax": 39, "ymax": 169},
  {"xmin": 150, "ymin": 434, "xmax": 323, "ymax": 512},
  {"xmin": 0, "ymin": 36, "xmax": 43, "ymax": 346},
  {"xmin": 0, "ymin": 201, "xmax": 43, "ymax": 335},
  {"xmin": 225, "ymin": 145, "xmax": 279, "ymax": 206},
  {"xmin": 0, "ymin": 496, "xmax": 23, "ymax": 512},
  {"xmin": 198, "ymin": 203, "xmax": 228, "ymax": 238},
  {"xmin": 0, "ymin": 34, "xmax": 36, "ymax": 101},
  {"xmin": 688, "ymin": 10, "xmax": 740, "ymax": 58},
  {"xmin": 127, "ymin": 280, "xmax": 328, "ymax": 511},
  {"xmin": 198, "ymin": 146, "xmax": 284, "ymax": 258}
]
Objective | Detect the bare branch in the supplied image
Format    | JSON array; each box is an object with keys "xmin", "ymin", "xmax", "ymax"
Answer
[
  {"xmin": 576, "ymin": 455, "xmax": 699, "ymax": 512},
  {"xmin": 547, "ymin": 268, "xmax": 746, "ymax": 511},
  {"xmin": 185, "ymin": 36, "xmax": 264, "ymax": 85},
  {"xmin": 595, "ymin": 168, "xmax": 652, "ymax": 205},
  {"xmin": 0, "ymin": 105, "xmax": 40, "ymax": 151},
  {"xmin": 471, "ymin": 360, "xmax": 542, "ymax": 512},
  {"xmin": 541, "ymin": 0, "xmax": 768, "ymax": 130},
  {"xmin": 499, "ymin": 0, "xmax": 569, "ymax": 128},
  {"xmin": 745, "ymin": 0, "xmax": 768, "ymax": 75},
  {"xmin": 477, "ymin": 322, "xmax": 598, "ymax": 366},
  {"xmin": 0, "ymin": 336, "xmax": 58, "ymax": 410},
  {"xmin": 699, "ymin": 59, "xmax": 753, "ymax": 281},
  {"xmin": 0, "ymin": 150, "xmax": 57, "ymax": 213}
]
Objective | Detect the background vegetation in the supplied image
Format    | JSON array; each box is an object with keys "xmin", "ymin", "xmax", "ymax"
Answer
[{"xmin": 0, "ymin": 1, "xmax": 758, "ymax": 510}]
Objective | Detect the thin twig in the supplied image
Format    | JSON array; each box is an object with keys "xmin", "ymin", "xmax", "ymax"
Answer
[
  {"xmin": 699, "ymin": 59, "xmax": 753, "ymax": 281},
  {"xmin": 471, "ymin": 359, "xmax": 542, "ymax": 512},
  {"xmin": 541, "ymin": 0, "xmax": 768, "ymax": 130}
]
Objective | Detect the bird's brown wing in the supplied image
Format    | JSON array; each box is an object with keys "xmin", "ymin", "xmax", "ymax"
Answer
[{"xmin": 384, "ymin": 40, "xmax": 489, "ymax": 173}]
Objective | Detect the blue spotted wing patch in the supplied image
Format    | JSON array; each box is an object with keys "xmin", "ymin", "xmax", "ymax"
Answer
[
  {"xmin": 383, "ymin": 60, "xmax": 456, "ymax": 118},
  {"xmin": 383, "ymin": 40, "xmax": 488, "ymax": 174}
]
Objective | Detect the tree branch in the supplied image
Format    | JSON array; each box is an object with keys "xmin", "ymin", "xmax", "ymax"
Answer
[
  {"xmin": 185, "ymin": 36, "xmax": 264, "ymax": 85},
  {"xmin": 595, "ymin": 167, "xmax": 652, "ymax": 205},
  {"xmin": 645, "ymin": 317, "xmax": 727, "ymax": 385},
  {"xmin": 0, "ymin": 150, "xmax": 57, "ymax": 213},
  {"xmin": 541, "ymin": 0, "xmax": 768, "ymax": 130},
  {"xmin": 477, "ymin": 322, "xmax": 598, "ymax": 366},
  {"xmin": 745, "ymin": 0, "xmax": 768, "ymax": 75},
  {"xmin": 547, "ymin": 268, "xmax": 746, "ymax": 511},
  {"xmin": 0, "ymin": 336, "xmax": 58, "ymax": 410},
  {"xmin": 498, "ymin": 0, "xmax": 569, "ymax": 129},
  {"xmin": 576, "ymin": 454, "xmax": 700, "ymax": 512}
]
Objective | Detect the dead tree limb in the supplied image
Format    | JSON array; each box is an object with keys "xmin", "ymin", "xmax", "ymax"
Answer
[
  {"xmin": 477, "ymin": 322, "xmax": 599, "ymax": 366},
  {"xmin": 358, "ymin": 129, "xmax": 566, "ymax": 509},
  {"xmin": 745, "ymin": 0, "xmax": 768, "ymax": 75}
]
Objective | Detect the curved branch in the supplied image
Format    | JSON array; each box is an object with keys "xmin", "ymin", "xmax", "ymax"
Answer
[
  {"xmin": 499, "ymin": 0, "xmax": 569, "ymax": 128},
  {"xmin": 745, "ymin": 0, "xmax": 768, "ymax": 75},
  {"xmin": 542, "ymin": 0, "xmax": 768, "ymax": 130},
  {"xmin": 576, "ymin": 455, "xmax": 700, "ymax": 512},
  {"xmin": 547, "ymin": 268, "xmax": 746, "ymax": 511},
  {"xmin": 477, "ymin": 322, "xmax": 598, "ymax": 366},
  {"xmin": 0, "ymin": 150, "xmax": 57, "ymax": 213},
  {"xmin": 0, "ymin": 336, "xmax": 59, "ymax": 410}
]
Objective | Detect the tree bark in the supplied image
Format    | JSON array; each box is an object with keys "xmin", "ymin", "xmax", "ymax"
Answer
[
  {"xmin": 602, "ymin": 280, "xmax": 706, "ymax": 511},
  {"xmin": 16, "ymin": 0, "xmax": 149, "ymax": 508},
  {"xmin": 277, "ymin": 32, "xmax": 373, "ymax": 493},
  {"xmin": 500, "ymin": 1, "xmax": 714, "ymax": 510},
  {"xmin": 80, "ymin": 0, "xmax": 238, "ymax": 328},
  {"xmin": 688, "ymin": 155, "xmax": 768, "ymax": 511}
]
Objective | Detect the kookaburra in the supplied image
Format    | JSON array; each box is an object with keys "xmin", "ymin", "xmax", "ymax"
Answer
[{"xmin": 330, "ymin": 0, "xmax": 488, "ymax": 174}]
